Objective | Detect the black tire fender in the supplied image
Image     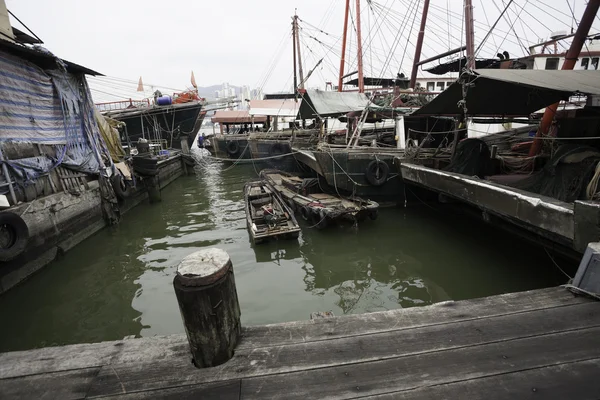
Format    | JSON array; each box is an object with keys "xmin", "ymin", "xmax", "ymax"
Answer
[
  {"xmin": 0, "ymin": 212, "xmax": 29, "ymax": 261},
  {"xmin": 111, "ymin": 173, "xmax": 131, "ymax": 200},
  {"xmin": 365, "ymin": 160, "xmax": 389, "ymax": 186},
  {"xmin": 226, "ymin": 141, "xmax": 240, "ymax": 156},
  {"xmin": 300, "ymin": 206, "xmax": 311, "ymax": 221},
  {"xmin": 310, "ymin": 209, "xmax": 328, "ymax": 230}
]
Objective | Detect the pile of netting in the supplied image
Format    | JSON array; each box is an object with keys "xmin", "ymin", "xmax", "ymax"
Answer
[
  {"xmin": 444, "ymin": 138, "xmax": 491, "ymax": 178},
  {"xmin": 511, "ymin": 144, "xmax": 600, "ymax": 202}
]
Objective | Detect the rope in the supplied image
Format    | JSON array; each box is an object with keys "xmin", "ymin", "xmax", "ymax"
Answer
[{"xmin": 586, "ymin": 161, "xmax": 600, "ymax": 200}]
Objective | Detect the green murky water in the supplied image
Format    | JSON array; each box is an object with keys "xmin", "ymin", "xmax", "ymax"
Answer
[{"xmin": 0, "ymin": 155, "xmax": 571, "ymax": 351}]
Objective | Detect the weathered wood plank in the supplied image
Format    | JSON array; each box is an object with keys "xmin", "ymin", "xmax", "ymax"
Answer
[
  {"xmin": 85, "ymin": 301, "xmax": 600, "ymax": 397},
  {"xmin": 240, "ymin": 326, "xmax": 600, "ymax": 399},
  {"xmin": 238, "ymin": 287, "xmax": 583, "ymax": 349},
  {"xmin": 0, "ymin": 341, "xmax": 123, "ymax": 379},
  {"xmin": 94, "ymin": 380, "xmax": 241, "ymax": 400},
  {"xmin": 0, "ymin": 288, "xmax": 587, "ymax": 379},
  {"xmin": 0, "ymin": 367, "xmax": 100, "ymax": 400},
  {"xmin": 372, "ymin": 358, "xmax": 600, "ymax": 400}
]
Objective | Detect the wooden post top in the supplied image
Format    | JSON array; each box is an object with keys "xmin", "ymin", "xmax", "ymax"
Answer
[{"xmin": 176, "ymin": 248, "xmax": 232, "ymax": 287}]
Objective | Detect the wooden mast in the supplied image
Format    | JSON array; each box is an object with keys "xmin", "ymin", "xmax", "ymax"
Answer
[
  {"xmin": 529, "ymin": 0, "xmax": 600, "ymax": 156},
  {"xmin": 410, "ymin": 0, "xmax": 431, "ymax": 88},
  {"xmin": 464, "ymin": 0, "xmax": 475, "ymax": 69},
  {"xmin": 295, "ymin": 15, "xmax": 305, "ymax": 89},
  {"xmin": 292, "ymin": 14, "xmax": 298, "ymax": 91},
  {"xmin": 338, "ymin": 0, "xmax": 351, "ymax": 92},
  {"xmin": 355, "ymin": 0, "xmax": 365, "ymax": 93}
]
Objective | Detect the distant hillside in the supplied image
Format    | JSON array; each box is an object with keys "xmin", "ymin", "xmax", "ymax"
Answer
[{"xmin": 197, "ymin": 84, "xmax": 241, "ymax": 100}]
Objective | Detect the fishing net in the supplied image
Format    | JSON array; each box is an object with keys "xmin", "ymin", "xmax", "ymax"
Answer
[
  {"xmin": 510, "ymin": 144, "xmax": 600, "ymax": 202},
  {"xmin": 444, "ymin": 138, "xmax": 491, "ymax": 178}
]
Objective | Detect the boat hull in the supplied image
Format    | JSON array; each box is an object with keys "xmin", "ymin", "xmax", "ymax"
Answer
[{"xmin": 106, "ymin": 102, "xmax": 204, "ymax": 150}]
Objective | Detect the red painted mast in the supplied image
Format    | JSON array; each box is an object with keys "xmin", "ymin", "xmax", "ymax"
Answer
[
  {"xmin": 529, "ymin": 0, "xmax": 600, "ymax": 156},
  {"xmin": 410, "ymin": 0, "xmax": 431, "ymax": 88},
  {"xmin": 355, "ymin": 0, "xmax": 365, "ymax": 93},
  {"xmin": 338, "ymin": 0, "xmax": 351, "ymax": 92},
  {"xmin": 464, "ymin": 0, "xmax": 475, "ymax": 69}
]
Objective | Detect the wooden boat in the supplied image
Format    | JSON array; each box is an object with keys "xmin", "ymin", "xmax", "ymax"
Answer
[
  {"xmin": 259, "ymin": 169, "xmax": 379, "ymax": 229},
  {"xmin": 244, "ymin": 181, "xmax": 300, "ymax": 244}
]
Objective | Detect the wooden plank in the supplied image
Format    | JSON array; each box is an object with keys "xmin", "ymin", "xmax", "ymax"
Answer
[
  {"xmin": 238, "ymin": 287, "xmax": 584, "ymax": 349},
  {"xmin": 92, "ymin": 380, "xmax": 241, "ymax": 400},
  {"xmin": 372, "ymin": 358, "xmax": 600, "ymax": 400},
  {"xmin": 0, "ymin": 367, "xmax": 100, "ymax": 400},
  {"xmin": 240, "ymin": 326, "xmax": 600, "ymax": 399},
  {"xmin": 84, "ymin": 301, "xmax": 600, "ymax": 397},
  {"xmin": 0, "ymin": 336, "xmax": 180, "ymax": 379},
  {"xmin": 0, "ymin": 288, "xmax": 585, "ymax": 380}
]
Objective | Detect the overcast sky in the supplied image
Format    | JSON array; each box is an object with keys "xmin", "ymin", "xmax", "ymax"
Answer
[{"xmin": 7, "ymin": 0, "xmax": 599, "ymax": 101}]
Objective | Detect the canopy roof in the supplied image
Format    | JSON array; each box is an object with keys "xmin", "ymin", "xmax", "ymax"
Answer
[
  {"xmin": 249, "ymin": 99, "xmax": 301, "ymax": 118},
  {"xmin": 413, "ymin": 69, "xmax": 600, "ymax": 117},
  {"xmin": 211, "ymin": 110, "xmax": 266, "ymax": 124},
  {"xmin": 299, "ymin": 89, "xmax": 370, "ymax": 119}
]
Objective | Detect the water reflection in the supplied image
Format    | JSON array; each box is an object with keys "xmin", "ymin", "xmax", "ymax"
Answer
[{"xmin": 0, "ymin": 156, "xmax": 570, "ymax": 351}]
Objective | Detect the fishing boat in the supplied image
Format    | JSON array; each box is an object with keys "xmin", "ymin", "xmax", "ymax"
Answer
[
  {"xmin": 259, "ymin": 169, "xmax": 379, "ymax": 229},
  {"xmin": 244, "ymin": 181, "xmax": 300, "ymax": 244}
]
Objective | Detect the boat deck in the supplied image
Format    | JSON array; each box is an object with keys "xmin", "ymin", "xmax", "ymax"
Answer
[{"xmin": 1, "ymin": 287, "xmax": 599, "ymax": 399}]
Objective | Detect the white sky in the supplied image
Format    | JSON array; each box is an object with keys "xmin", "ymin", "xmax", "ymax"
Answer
[{"xmin": 6, "ymin": 0, "xmax": 599, "ymax": 102}]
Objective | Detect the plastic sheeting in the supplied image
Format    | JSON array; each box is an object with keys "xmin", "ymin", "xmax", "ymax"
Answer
[
  {"xmin": 0, "ymin": 47, "xmax": 112, "ymax": 183},
  {"xmin": 0, "ymin": 49, "xmax": 69, "ymax": 143}
]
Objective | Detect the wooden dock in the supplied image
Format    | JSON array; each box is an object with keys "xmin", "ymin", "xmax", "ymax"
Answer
[{"xmin": 1, "ymin": 287, "xmax": 599, "ymax": 399}]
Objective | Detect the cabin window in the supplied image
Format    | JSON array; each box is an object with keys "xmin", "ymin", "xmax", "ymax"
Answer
[
  {"xmin": 426, "ymin": 82, "xmax": 435, "ymax": 91},
  {"xmin": 592, "ymin": 57, "xmax": 599, "ymax": 70},
  {"xmin": 545, "ymin": 58, "xmax": 559, "ymax": 70},
  {"xmin": 436, "ymin": 82, "xmax": 445, "ymax": 91},
  {"xmin": 581, "ymin": 57, "xmax": 590, "ymax": 70}
]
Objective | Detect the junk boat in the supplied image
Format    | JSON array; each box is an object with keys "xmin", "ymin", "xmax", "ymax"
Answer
[
  {"xmin": 259, "ymin": 169, "xmax": 379, "ymax": 229},
  {"xmin": 244, "ymin": 181, "xmax": 300, "ymax": 244}
]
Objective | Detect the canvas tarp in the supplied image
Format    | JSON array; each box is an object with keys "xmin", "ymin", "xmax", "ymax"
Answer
[
  {"xmin": 95, "ymin": 109, "xmax": 126, "ymax": 162},
  {"xmin": 299, "ymin": 90, "xmax": 370, "ymax": 118},
  {"xmin": 412, "ymin": 69, "xmax": 600, "ymax": 117}
]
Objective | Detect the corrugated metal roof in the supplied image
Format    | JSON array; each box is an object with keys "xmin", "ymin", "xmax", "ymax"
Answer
[
  {"xmin": 248, "ymin": 99, "xmax": 301, "ymax": 117},
  {"xmin": 299, "ymin": 89, "xmax": 370, "ymax": 118},
  {"xmin": 413, "ymin": 69, "xmax": 600, "ymax": 117},
  {"xmin": 211, "ymin": 110, "xmax": 266, "ymax": 124}
]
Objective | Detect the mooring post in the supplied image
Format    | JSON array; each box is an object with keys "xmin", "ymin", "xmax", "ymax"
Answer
[{"xmin": 173, "ymin": 248, "xmax": 241, "ymax": 368}]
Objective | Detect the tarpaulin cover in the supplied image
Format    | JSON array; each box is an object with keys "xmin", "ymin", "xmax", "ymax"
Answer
[
  {"xmin": 0, "ymin": 47, "xmax": 110, "ymax": 181},
  {"xmin": 95, "ymin": 109, "xmax": 126, "ymax": 162},
  {"xmin": 412, "ymin": 69, "xmax": 600, "ymax": 117},
  {"xmin": 299, "ymin": 89, "xmax": 370, "ymax": 119},
  {"xmin": 0, "ymin": 49, "xmax": 72, "ymax": 143}
]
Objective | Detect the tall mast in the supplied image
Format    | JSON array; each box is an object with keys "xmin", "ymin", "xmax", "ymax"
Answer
[
  {"xmin": 338, "ymin": 0, "xmax": 351, "ymax": 92},
  {"xmin": 410, "ymin": 0, "xmax": 431, "ymax": 88},
  {"xmin": 292, "ymin": 14, "xmax": 298, "ymax": 91},
  {"xmin": 529, "ymin": 0, "xmax": 600, "ymax": 156},
  {"xmin": 295, "ymin": 14, "xmax": 305, "ymax": 89},
  {"xmin": 464, "ymin": 0, "xmax": 475, "ymax": 69},
  {"xmin": 355, "ymin": 0, "xmax": 365, "ymax": 93}
]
